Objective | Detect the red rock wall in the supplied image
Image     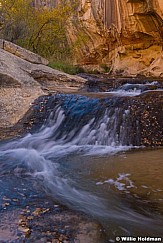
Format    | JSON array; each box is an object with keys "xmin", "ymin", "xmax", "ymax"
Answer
[{"xmin": 68, "ymin": 0, "xmax": 163, "ymax": 76}]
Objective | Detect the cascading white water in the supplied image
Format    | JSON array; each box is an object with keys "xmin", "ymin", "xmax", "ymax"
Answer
[
  {"xmin": 105, "ymin": 82, "xmax": 163, "ymax": 96},
  {"xmin": 0, "ymin": 94, "xmax": 134, "ymax": 213},
  {"xmin": 0, "ymin": 95, "xmax": 132, "ymax": 214},
  {"xmin": 0, "ymin": 93, "xmax": 162, "ymax": 240}
]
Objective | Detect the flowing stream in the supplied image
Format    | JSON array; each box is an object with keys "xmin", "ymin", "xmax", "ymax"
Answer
[{"xmin": 0, "ymin": 83, "xmax": 163, "ymax": 242}]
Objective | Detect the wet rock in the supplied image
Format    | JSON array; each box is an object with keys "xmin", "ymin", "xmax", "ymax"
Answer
[
  {"xmin": 0, "ymin": 209, "xmax": 20, "ymax": 242},
  {"xmin": 129, "ymin": 91, "xmax": 163, "ymax": 146},
  {"xmin": 18, "ymin": 90, "xmax": 163, "ymax": 147},
  {"xmin": 74, "ymin": 221, "xmax": 102, "ymax": 243},
  {"xmin": 0, "ymin": 178, "xmax": 105, "ymax": 243},
  {"xmin": 79, "ymin": 74, "xmax": 163, "ymax": 92},
  {"xmin": 0, "ymin": 203, "xmax": 104, "ymax": 243}
]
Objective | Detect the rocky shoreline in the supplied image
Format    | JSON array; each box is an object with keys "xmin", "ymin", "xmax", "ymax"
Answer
[
  {"xmin": 0, "ymin": 196, "xmax": 104, "ymax": 243},
  {"xmin": 0, "ymin": 40, "xmax": 86, "ymax": 129},
  {"xmin": 0, "ymin": 41, "xmax": 106, "ymax": 243},
  {"xmin": 0, "ymin": 41, "xmax": 163, "ymax": 242}
]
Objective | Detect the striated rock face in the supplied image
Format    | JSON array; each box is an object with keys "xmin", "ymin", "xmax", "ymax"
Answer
[{"xmin": 69, "ymin": 0, "xmax": 163, "ymax": 76}]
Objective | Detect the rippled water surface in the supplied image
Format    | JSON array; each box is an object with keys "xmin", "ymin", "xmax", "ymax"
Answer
[
  {"xmin": 0, "ymin": 143, "xmax": 162, "ymax": 241},
  {"xmin": 0, "ymin": 91, "xmax": 163, "ymax": 242},
  {"xmin": 59, "ymin": 148, "xmax": 163, "ymax": 238}
]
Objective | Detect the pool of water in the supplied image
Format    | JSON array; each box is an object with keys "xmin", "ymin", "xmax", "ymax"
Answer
[
  {"xmin": 0, "ymin": 92, "xmax": 162, "ymax": 242},
  {"xmin": 0, "ymin": 143, "xmax": 162, "ymax": 242},
  {"xmin": 58, "ymin": 148, "xmax": 163, "ymax": 239}
]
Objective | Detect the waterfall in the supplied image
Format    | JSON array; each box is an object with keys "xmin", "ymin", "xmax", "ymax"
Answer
[
  {"xmin": 0, "ymin": 90, "xmax": 163, "ymax": 239},
  {"xmin": 0, "ymin": 93, "xmax": 134, "ymax": 215},
  {"xmin": 25, "ymin": 94, "xmax": 133, "ymax": 148}
]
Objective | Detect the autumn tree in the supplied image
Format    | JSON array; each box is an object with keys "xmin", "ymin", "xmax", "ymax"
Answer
[
  {"xmin": 0, "ymin": 0, "xmax": 33, "ymax": 42},
  {"xmin": 0, "ymin": 0, "xmax": 78, "ymax": 59}
]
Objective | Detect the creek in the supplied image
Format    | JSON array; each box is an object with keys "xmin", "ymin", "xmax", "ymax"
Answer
[{"xmin": 0, "ymin": 81, "xmax": 163, "ymax": 242}]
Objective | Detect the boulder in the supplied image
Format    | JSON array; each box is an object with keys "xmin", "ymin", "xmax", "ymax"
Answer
[
  {"xmin": 0, "ymin": 44, "xmax": 87, "ymax": 129},
  {"xmin": 0, "ymin": 39, "xmax": 49, "ymax": 65}
]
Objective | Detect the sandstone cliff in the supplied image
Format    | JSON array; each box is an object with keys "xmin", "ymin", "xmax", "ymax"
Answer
[{"xmin": 68, "ymin": 0, "xmax": 163, "ymax": 76}]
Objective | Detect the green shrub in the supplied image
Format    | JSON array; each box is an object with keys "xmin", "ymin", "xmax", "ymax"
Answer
[
  {"xmin": 100, "ymin": 64, "xmax": 110, "ymax": 73},
  {"xmin": 48, "ymin": 61, "xmax": 85, "ymax": 75}
]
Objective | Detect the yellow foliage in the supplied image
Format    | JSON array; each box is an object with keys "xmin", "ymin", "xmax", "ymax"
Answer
[{"xmin": 0, "ymin": 0, "xmax": 78, "ymax": 59}]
